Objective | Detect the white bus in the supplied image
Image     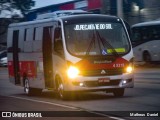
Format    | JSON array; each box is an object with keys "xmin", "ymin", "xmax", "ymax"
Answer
[
  {"xmin": 131, "ymin": 21, "xmax": 160, "ymax": 63},
  {"xmin": 7, "ymin": 10, "xmax": 134, "ymax": 100}
]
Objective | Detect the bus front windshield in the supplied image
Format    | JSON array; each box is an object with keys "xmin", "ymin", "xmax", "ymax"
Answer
[{"xmin": 65, "ymin": 22, "xmax": 130, "ymax": 57}]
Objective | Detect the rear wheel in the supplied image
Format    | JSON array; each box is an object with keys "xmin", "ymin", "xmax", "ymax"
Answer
[
  {"xmin": 113, "ymin": 88, "xmax": 125, "ymax": 97},
  {"xmin": 24, "ymin": 78, "xmax": 42, "ymax": 96},
  {"xmin": 24, "ymin": 78, "xmax": 30, "ymax": 95}
]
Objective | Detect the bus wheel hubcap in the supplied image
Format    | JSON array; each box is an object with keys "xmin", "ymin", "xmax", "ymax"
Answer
[
  {"xmin": 25, "ymin": 79, "xmax": 29, "ymax": 94},
  {"xmin": 58, "ymin": 83, "xmax": 64, "ymax": 98}
]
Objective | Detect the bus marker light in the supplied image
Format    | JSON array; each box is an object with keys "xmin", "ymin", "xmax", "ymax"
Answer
[
  {"xmin": 79, "ymin": 82, "xmax": 84, "ymax": 87},
  {"xmin": 123, "ymin": 80, "xmax": 127, "ymax": 84}
]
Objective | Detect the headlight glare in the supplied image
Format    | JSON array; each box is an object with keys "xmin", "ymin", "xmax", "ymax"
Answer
[
  {"xmin": 67, "ymin": 66, "xmax": 79, "ymax": 78},
  {"xmin": 126, "ymin": 66, "xmax": 133, "ymax": 73}
]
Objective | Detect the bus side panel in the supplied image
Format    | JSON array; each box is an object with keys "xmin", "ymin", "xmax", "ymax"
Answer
[
  {"xmin": 7, "ymin": 21, "xmax": 56, "ymax": 89},
  {"xmin": 133, "ymin": 45, "xmax": 143, "ymax": 62},
  {"xmin": 18, "ymin": 52, "xmax": 45, "ymax": 89},
  {"xmin": 7, "ymin": 28, "xmax": 45, "ymax": 89},
  {"xmin": 133, "ymin": 40, "xmax": 160, "ymax": 62}
]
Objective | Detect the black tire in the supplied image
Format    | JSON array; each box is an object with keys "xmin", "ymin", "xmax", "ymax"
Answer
[
  {"xmin": 113, "ymin": 88, "xmax": 125, "ymax": 97},
  {"xmin": 57, "ymin": 78, "xmax": 69, "ymax": 100},
  {"xmin": 24, "ymin": 78, "xmax": 42, "ymax": 96},
  {"xmin": 143, "ymin": 52, "xmax": 151, "ymax": 63}
]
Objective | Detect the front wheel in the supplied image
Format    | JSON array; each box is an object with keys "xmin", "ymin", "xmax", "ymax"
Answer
[
  {"xmin": 113, "ymin": 88, "xmax": 125, "ymax": 97},
  {"xmin": 57, "ymin": 79, "xmax": 69, "ymax": 100}
]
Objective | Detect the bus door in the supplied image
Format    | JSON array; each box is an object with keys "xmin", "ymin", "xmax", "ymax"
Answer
[
  {"xmin": 42, "ymin": 27, "xmax": 54, "ymax": 88},
  {"xmin": 12, "ymin": 30, "xmax": 20, "ymax": 84}
]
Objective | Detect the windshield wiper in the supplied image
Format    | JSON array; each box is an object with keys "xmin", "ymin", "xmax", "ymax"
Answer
[
  {"xmin": 85, "ymin": 32, "xmax": 96, "ymax": 56},
  {"xmin": 85, "ymin": 25, "xmax": 119, "ymax": 58},
  {"xmin": 95, "ymin": 30, "xmax": 119, "ymax": 58}
]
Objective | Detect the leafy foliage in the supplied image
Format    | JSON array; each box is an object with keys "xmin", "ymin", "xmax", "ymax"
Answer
[{"xmin": 0, "ymin": 0, "xmax": 35, "ymax": 17}]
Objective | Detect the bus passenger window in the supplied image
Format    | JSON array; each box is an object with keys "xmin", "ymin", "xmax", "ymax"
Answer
[{"xmin": 132, "ymin": 29, "xmax": 141, "ymax": 41}]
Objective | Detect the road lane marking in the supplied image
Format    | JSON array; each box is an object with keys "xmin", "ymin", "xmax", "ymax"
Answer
[
  {"xmin": 135, "ymin": 80, "xmax": 160, "ymax": 84},
  {"xmin": 8, "ymin": 95, "xmax": 79, "ymax": 110},
  {"xmin": 7, "ymin": 95, "xmax": 126, "ymax": 120},
  {"xmin": 111, "ymin": 117, "xmax": 126, "ymax": 120},
  {"xmin": 109, "ymin": 117, "xmax": 126, "ymax": 120},
  {"xmin": 84, "ymin": 110, "xmax": 126, "ymax": 120}
]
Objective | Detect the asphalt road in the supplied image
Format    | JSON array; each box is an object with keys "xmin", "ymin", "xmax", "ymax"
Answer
[{"xmin": 0, "ymin": 67, "xmax": 160, "ymax": 120}]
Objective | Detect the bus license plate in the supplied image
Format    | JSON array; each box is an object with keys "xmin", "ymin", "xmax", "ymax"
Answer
[{"xmin": 98, "ymin": 78, "xmax": 110, "ymax": 83}]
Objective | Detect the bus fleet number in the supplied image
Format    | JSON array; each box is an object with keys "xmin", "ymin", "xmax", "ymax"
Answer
[{"xmin": 113, "ymin": 63, "xmax": 124, "ymax": 68}]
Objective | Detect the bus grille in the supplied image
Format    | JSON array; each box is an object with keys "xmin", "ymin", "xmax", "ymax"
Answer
[
  {"xmin": 84, "ymin": 79, "xmax": 121, "ymax": 87},
  {"xmin": 80, "ymin": 68, "xmax": 123, "ymax": 76}
]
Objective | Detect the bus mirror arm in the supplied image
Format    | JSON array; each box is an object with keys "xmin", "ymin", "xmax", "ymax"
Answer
[
  {"xmin": 54, "ymin": 40, "xmax": 64, "ymax": 56},
  {"xmin": 54, "ymin": 49, "xmax": 64, "ymax": 55}
]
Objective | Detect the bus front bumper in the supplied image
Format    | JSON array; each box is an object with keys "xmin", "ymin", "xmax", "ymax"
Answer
[{"xmin": 64, "ymin": 73, "xmax": 134, "ymax": 92}]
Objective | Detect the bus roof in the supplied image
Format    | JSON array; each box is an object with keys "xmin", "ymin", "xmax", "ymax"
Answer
[
  {"xmin": 9, "ymin": 14, "xmax": 119, "ymax": 28},
  {"xmin": 8, "ymin": 18, "xmax": 57, "ymax": 28},
  {"xmin": 132, "ymin": 20, "xmax": 160, "ymax": 28},
  {"xmin": 60, "ymin": 14, "xmax": 119, "ymax": 23}
]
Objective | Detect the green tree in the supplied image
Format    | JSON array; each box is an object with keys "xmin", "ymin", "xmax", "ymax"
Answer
[{"xmin": 0, "ymin": 0, "xmax": 35, "ymax": 18}]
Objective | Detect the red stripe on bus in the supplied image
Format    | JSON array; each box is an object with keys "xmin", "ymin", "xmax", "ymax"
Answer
[
  {"xmin": 75, "ymin": 57, "xmax": 129, "ymax": 70},
  {"xmin": 8, "ymin": 61, "xmax": 37, "ymax": 78}
]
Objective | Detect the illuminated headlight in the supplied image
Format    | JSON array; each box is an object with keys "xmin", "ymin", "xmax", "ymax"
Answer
[
  {"xmin": 67, "ymin": 66, "xmax": 79, "ymax": 78},
  {"xmin": 126, "ymin": 66, "xmax": 133, "ymax": 73}
]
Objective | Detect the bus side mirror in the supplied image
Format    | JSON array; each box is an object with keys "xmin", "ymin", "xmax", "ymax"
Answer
[
  {"xmin": 55, "ymin": 40, "xmax": 62, "ymax": 50},
  {"xmin": 54, "ymin": 40, "xmax": 64, "ymax": 55},
  {"xmin": 54, "ymin": 27, "xmax": 64, "ymax": 56},
  {"xmin": 54, "ymin": 27, "xmax": 61, "ymax": 38}
]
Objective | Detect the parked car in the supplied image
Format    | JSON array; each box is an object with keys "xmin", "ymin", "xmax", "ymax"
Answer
[
  {"xmin": 0, "ymin": 50, "xmax": 7, "ymax": 59},
  {"xmin": 0, "ymin": 57, "xmax": 7, "ymax": 67}
]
